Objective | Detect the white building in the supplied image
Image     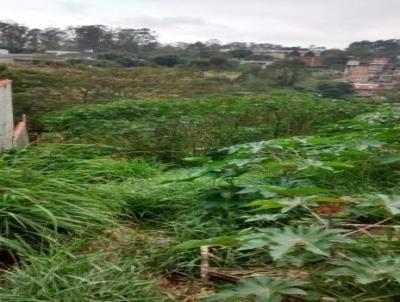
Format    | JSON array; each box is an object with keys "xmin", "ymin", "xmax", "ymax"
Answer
[
  {"xmin": 0, "ymin": 80, "xmax": 14, "ymax": 150},
  {"xmin": 0, "ymin": 80, "xmax": 29, "ymax": 151},
  {"xmin": 240, "ymin": 60, "xmax": 274, "ymax": 69}
]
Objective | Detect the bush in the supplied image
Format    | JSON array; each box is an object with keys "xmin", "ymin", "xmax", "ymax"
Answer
[
  {"xmin": 317, "ymin": 81, "xmax": 354, "ymax": 99},
  {"xmin": 152, "ymin": 55, "xmax": 181, "ymax": 67}
]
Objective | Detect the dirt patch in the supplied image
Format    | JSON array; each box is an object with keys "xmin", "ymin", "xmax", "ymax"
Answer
[{"xmin": 158, "ymin": 272, "xmax": 214, "ymax": 302}]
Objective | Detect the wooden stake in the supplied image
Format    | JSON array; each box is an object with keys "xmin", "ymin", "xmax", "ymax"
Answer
[{"xmin": 200, "ymin": 246, "xmax": 210, "ymax": 283}]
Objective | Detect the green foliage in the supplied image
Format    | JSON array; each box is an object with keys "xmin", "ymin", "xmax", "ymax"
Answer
[
  {"xmin": 1, "ymin": 88, "xmax": 398, "ymax": 301},
  {"xmin": 264, "ymin": 59, "xmax": 307, "ymax": 87},
  {"xmin": 0, "ymin": 143, "xmax": 170, "ymax": 256},
  {"xmin": 42, "ymin": 92, "xmax": 375, "ymax": 160},
  {"xmin": 176, "ymin": 106, "xmax": 400, "ymax": 300},
  {"xmin": 152, "ymin": 55, "xmax": 181, "ymax": 67},
  {"xmin": 317, "ymin": 82, "xmax": 354, "ymax": 99},
  {"xmin": 240, "ymin": 226, "xmax": 350, "ymax": 260},
  {"xmin": 0, "ymin": 169, "xmax": 120, "ymax": 255},
  {"xmin": 320, "ymin": 49, "xmax": 348, "ymax": 66},
  {"xmin": 205, "ymin": 276, "xmax": 307, "ymax": 302},
  {"xmin": 328, "ymin": 256, "xmax": 400, "ymax": 285},
  {"xmin": 7, "ymin": 65, "xmax": 244, "ymax": 131},
  {"xmin": 228, "ymin": 48, "xmax": 253, "ymax": 59},
  {"xmin": 346, "ymin": 40, "xmax": 400, "ymax": 60},
  {"xmin": 0, "ymin": 250, "xmax": 171, "ymax": 302}
]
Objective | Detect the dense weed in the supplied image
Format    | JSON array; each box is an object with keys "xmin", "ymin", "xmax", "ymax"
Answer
[
  {"xmin": 42, "ymin": 92, "xmax": 376, "ymax": 161},
  {"xmin": 0, "ymin": 93, "xmax": 398, "ymax": 301}
]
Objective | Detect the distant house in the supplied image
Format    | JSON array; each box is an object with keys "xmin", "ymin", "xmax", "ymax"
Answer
[
  {"xmin": 45, "ymin": 50, "xmax": 80, "ymax": 56},
  {"xmin": 378, "ymin": 74, "xmax": 394, "ymax": 83},
  {"xmin": 370, "ymin": 58, "xmax": 389, "ymax": 65},
  {"xmin": 0, "ymin": 49, "xmax": 94, "ymax": 65},
  {"xmin": 299, "ymin": 56, "xmax": 325, "ymax": 67},
  {"xmin": 45, "ymin": 49, "xmax": 94, "ymax": 60},
  {"xmin": 251, "ymin": 48, "xmax": 310, "ymax": 59},
  {"xmin": 240, "ymin": 60, "xmax": 274, "ymax": 69},
  {"xmin": 348, "ymin": 64, "xmax": 370, "ymax": 83},
  {"xmin": 345, "ymin": 57, "xmax": 396, "ymax": 97},
  {"xmin": 309, "ymin": 46, "xmax": 327, "ymax": 56},
  {"xmin": 345, "ymin": 60, "xmax": 360, "ymax": 74},
  {"xmin": 353, "ymin": 83, "xmax": 380, "ymax": 98},
  {"xmin": 45, "ymin": 50, "xmax": 94, "ymax": 60},
  {"xmin": 0, "ymin": 53, "xmax": 53, "ymax": 64},
  {"xmin": 368, "ymin": 58, "xmax": 390, "ymax": 77},
  {"xmin": 252, "ymin": 48, "xmax": 287, "ymax": 59},
  {"xmin": 0, "ymin": 80, "xmax": 29, "ymax": 151}
]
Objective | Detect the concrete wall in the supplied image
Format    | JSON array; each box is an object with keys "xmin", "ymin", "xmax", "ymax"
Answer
[{"xmin": 0, "ymin": 80, "xmax": 14, "ymax": 151}]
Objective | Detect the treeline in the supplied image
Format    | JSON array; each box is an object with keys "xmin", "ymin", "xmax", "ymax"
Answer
[
  {"xmin": 0, "ymin": 22, "xmax": 158, "ymax": 53},
  {"xmin": 323, "ymin": 40, "xmax": 400, "ymax": 65},
  {"xmin": 2, "ymin": 20, "xmax": 400, "ymax": 60}
]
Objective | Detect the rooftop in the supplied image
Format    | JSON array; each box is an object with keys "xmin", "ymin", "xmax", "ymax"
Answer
[{"xmin": 346, "ymin": 60, "xmax": 359, "ymax": 66}]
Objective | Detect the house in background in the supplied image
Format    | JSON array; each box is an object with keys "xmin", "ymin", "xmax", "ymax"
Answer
[
  {"xmin": 348, "ymin": 64, "xmax": 370, "ymax": 83},
  {"xmin": 344, "ymin": 60, "xmax": 360, "ymax": 75},
  {"xmin": 0, "ymin": 49, "xmax": 94, "ymax": 65},
  {"xmin": 240, "ymin": 60, "xmax": 274, "ymax": 69},
  {"xmin": 299, "ymin": 56, "xmax": 325, "ymax": 67},
  {"xmin": 353, "ymin": 83, "xmax": 380, "ymax": 98},
  {"xmin": 0, "ymin": 80, "xmax": 29, "ymax": 151}
]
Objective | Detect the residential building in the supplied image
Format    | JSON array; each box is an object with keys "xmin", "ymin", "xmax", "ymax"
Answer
[
  {"xmin": 299, "ymin": 56, "xmax": 325, "ymax": 67},
  {"xmin": 309, "ymin": 45, "xmax": 327, "ymax": 56},
  {"xmin": 368, "ymin": 58, "xmax": 390, "ymax": 77},
  {"xmin": 345, "ymin": 60, "xmax": 360, "ymax": 74},
  {"xmin": 348, "ymin": 64, "xmax": 370, "ymax": 83},
  {"xmin": 251, "ymin": 48, "xmax": 310, "ymax": 59},
  {"xmin": 353, "ymin": 83, "xmax": 380, "ymax": 98},
  {"xmin": 240, "ymin": 60, "xmax": 274, "ymax": 69}
]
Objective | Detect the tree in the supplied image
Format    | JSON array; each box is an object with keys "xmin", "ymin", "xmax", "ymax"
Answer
[
  {"xmin": 152, "ymin": 55, "xmax": 181, "ymax": 67},
  {"xmin": 321, "ymin": 49, "xmax": 347, "ymax": 66},
  {"xmin": 304, "ymin": 51, "xmax": 315, "ymax": 57},
  {"xmin": 72, "ymin": 25, "xmax": 113, "ymax": 51},
  {"xmin": 115, "ymin": 28, "xmax": 158, "ymax": 54},
  {"xmin": 25, "ymin": 29, "xmax": 42, "ymax": 51},
  {"xmin": 316, "ymin": 82, "xmax": 354, "ymax": 99},
  {"xmin": 346, "ymin": 40, "xmax": 400, "ymax": 60},
  {"xmin": 0, "ymin": 21, "xmax": 160, "ymax": 54},
  {"xmin": 228, "ymin": 49, "xmax": 253, "ymax": 59},
  {"xmin": 0, "ymin": 22, "xmax": 29, "ymax": 52},
  {"xmin": 289, "ymin": 49, "xmax": 301, "ymax": 57},
  {"xmin": 267, "ymin": 59, "xmax": 306, "ymax": 87},
  {"xmin": 40, "ymin": 28, "xmax": 67, "ymax": 50}
]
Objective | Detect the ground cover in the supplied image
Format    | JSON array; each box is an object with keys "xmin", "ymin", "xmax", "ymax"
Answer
[{"xmin": 0, "ymin": 92, "xmax": 397, "ymax": 301}]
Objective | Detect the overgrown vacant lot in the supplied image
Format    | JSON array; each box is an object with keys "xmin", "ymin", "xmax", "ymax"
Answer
[
  {"xmin": 2, "ymin": 65, "xmax": 247, "ymax": 131},
  {"xmin": 41, "ymin": 92, "xmax": 375, "ymax": 160},
  {"xmin": 1, "ymin": 64, "xmax": 332, "ymax": 132},
  {"xmin": 1, "ymin": 91, "xmax": 400, "ymax": 301}
]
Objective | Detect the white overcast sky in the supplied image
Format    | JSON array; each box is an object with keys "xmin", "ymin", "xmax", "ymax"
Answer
[{"xmin": 1, "ymin": 0, "xmax": 399, "ymax": 48}]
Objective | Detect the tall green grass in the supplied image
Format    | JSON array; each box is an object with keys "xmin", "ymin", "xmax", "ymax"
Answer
[
  {"xmin": 0, "ymin": 168, "xmax": 120, "ymax": 255},
  {"xmin": 0, "ymin": 144, "xmax": 169, "ymax": 257},
  {"xmin": 0, "ymin": 248, "xmax": 173, "ymax": 302}
]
